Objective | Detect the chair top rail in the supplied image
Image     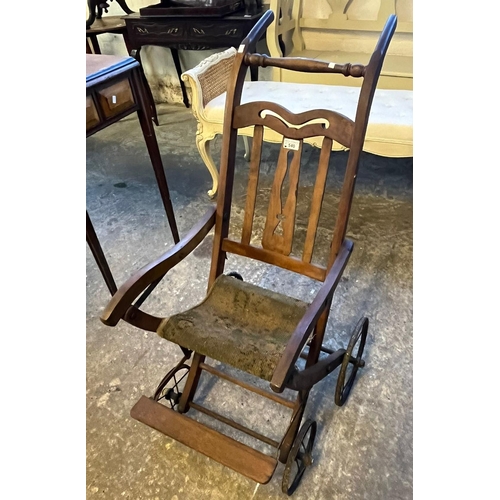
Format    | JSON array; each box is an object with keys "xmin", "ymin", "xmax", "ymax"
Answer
[
  {"xmin": 232, "ymin": 101, "xmax": 354, "ymax": 148},
  {"xmin": 244, "ymin": 54, "xmax": 366, "ymax": 78}
]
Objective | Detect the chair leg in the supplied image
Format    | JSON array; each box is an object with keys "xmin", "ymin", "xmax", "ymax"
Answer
[
  {"xmin": 178, "ymin": 352, "xmax": 205, "ymax": 413},
  {"xmin": 196, "ymin": 134, "xmax": 219, "ymax": 199},
  {"xmin": 278, "ymin": 303, "xmax": 332, "ymax": 463},
  {"xmin": 122, "ymin": 30, "xmax": 133, "ymax": 56},
  {"xmin": 89, "ymin": 34, "xmax": 101, "ymax": 54},
  {"xmin": 86, "ymin": 211, "xmax": 117, "ymax": 295},
  {"xmin": 243, "ymin": 135, "xmax": 251, "ymax": 162},
  {"xmin": 131, "ymin": 69, "xmax": 180, "ymax": 244},
  {"xmin": 305, "ymin": 301, "xmax": 331, "ymax": 368},
  {"xmin": 278, "ymin": 391, "xmax": 308, "ymax": 463}
]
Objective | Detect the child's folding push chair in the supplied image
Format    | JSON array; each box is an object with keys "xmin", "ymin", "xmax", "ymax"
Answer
[{"xmin": 101, "ymin": 10, "xmax": 397, "ymax": 495}]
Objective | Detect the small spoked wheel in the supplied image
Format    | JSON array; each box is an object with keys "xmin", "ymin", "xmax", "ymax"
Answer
[
  {"xmin": 335, "ymin": 317, "xmax": 368, "ymax": 407},
  {"xmin": 282, "ymin": 419, "xmax": 317, "ymax": 496},
  {"xmin": 153, "ymin": 363, "xmax": 190, "ymax": 409}
]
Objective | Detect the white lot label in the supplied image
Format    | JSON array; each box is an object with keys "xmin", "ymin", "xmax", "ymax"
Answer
[{"xmin": 283, "ymin": 138, "xmax": 300, "ymax": 150}]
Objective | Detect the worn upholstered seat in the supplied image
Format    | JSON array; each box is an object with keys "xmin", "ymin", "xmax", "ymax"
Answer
[{"xmin": 158, "ymin": 275, "xmax": 309, "ymax": 380}]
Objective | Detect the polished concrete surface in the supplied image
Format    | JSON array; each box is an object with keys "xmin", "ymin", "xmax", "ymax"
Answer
[{"xmin": 86, "ymin": 103, "xmax": 413, "ymax": 499}]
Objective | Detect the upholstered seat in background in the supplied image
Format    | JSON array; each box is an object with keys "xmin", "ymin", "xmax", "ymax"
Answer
[
  {"xmin": 205, "ymin": 80, "xmax": 413, "ymax": 156},
  {"xmin": 182, "ymin": 47, "xmax": 413, "ymax": 198}
]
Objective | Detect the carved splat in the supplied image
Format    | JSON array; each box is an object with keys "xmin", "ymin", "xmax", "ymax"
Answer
[
  {"xmin": 241, "ymin": 125, "xmax": 264, "ymax": 245},
  {"xmin": 233, "ymin": 101, "xmax": 354, "ymax": 148},
  {"xmin": 303, "ymin": 137, "xmax": 332, "ymax": 263},
  {"xmin": 262, "ymin": 139, "xmax": 303, "ymax": 255},
  {"xmin": 260, "ymin": 109, "xmax": 330, "ymax": 130}
]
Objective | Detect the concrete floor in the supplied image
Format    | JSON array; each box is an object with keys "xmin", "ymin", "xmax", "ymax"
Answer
[{"xmin": 86, "ymin": 103, "xmax": 413, "ymax": 499}]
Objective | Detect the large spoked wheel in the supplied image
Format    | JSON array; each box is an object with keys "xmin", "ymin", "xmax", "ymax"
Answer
[
  {"xmin": 335, "ymin": 317, "xmax": 368, "ymax": 407},
  {"xmin": 153, "ymin": 363, "xmax": 190, "ymax": 409},
  {"xmin": 282, "ymin": 419, "xmax": 317, "ymax": 496}
]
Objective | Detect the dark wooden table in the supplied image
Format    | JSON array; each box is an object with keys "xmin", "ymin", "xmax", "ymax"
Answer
[
  {"xmin": 123, "ymin": 7, "xmax": 267, "ymax": 107},
  {"xmin": 86, "ymin": 16, "xmax": 132, "ymax": 55},
  {"xmin": 86, "ymin": 54, "xmax": 179, "ymax": 294}
]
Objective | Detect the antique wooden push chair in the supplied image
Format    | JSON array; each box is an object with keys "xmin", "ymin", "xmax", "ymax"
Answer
[{"xmin": 101, "ymin": 11, "xmax": 397, "ymax": 495}]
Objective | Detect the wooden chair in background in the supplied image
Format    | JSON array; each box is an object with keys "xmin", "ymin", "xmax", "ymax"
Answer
[{"xmin": 86, "ymin": 0, "xmax": 134, "ymax": 54}]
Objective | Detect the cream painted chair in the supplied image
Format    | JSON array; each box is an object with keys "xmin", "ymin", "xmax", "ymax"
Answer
[
  {"xmin": 266, "ymin": 0, "xmax": 413, "ymax": 90},
  {"xmin": 182, "ymin": 46, "xmax": 412, "ymax": 198}
]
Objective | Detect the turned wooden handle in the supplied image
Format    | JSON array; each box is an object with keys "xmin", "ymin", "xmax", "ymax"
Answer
[{"xmin": 244, "ymin": 53, "xmax": 366, "ymax": 77}]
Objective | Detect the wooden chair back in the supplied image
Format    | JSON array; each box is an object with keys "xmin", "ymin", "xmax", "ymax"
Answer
[{"xmin": 208, "ymin": 11, "xmax": 397, "ymax": 287}]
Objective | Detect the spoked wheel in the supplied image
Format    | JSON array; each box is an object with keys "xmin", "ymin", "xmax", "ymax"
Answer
[
  {"xmin": 335, "ymin": 317, "xmax": 368, "ymax": 407},
  {"xmin": 153, "ymin": 363, "xmax": 190, "ymax": 409},
  {"xmin": 282, "ymin": 419, "xmax": 317, "ymax": 496}
]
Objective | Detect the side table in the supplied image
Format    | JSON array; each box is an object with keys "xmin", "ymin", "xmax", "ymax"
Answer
[
  {"xmin": 86, "ymin": 16, "xmax": 132, "ymax": 55},
  {"xmin": 86, "ymin": 54, "xmax": 179, "ymax": 294},
  {"xmin": 123, "ymin": 8, "xmax": 267, "ymax": 108}
]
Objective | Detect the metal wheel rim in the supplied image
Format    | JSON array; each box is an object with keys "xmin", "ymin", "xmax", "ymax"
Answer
[
  {"xmin": 153, "ymin": 363, "xmax": 190, "ymax": 408},
  {"xmin": 282, "ymin": 419, "xmax": 317, "ymax": 496},
  {"xmin": 335, "ymin": 317, "xmax": 368, "ymax": 406}
]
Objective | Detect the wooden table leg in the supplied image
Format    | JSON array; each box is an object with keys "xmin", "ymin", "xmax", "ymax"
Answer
[
  {"xmin": 132, "ymin": 47, "xmax": 159, "ymax": 126},
  {"xmin": 132, "ymin": 68, "xmax": 181, "ymax": 244},
  {"xmin": 250, "ymin": 65, "xmax": 259, "ymax": 82},
  {"xmin": 122, "ymin": 30, "xmax": 133, "ymax": 56},
  {"xmin": 170, "ymin": 48, "xmax": 190, "ymax": 108},
  {"xmin": 86, "ymin": 211, "xmax": 118, "ymax": 295},
  {"xmin": 89, "ymin": 34, "xmax": 101, "ymax": 54}
]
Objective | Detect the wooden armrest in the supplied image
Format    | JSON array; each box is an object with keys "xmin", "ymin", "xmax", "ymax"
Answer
[
  {"xmin": 100, "ymin": 207, "xmax": 216, "ymax": 327},
  {"xmin": 270, "ymin": 239, "xmax": 354, "ymax": 393}
]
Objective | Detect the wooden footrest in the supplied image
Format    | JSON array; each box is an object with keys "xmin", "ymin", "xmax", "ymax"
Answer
[{"xmin": 130, "ymin": 396, "xmax": 278, "ymax": 484}]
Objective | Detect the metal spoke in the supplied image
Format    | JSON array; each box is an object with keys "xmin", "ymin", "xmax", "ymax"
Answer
[
  {"xmin": 282, "ymin": 419, "xmax": 317, "ymax": 495},
  {"xmin": 153, "ymin": 363, "xmax": 191, "ymax": 407},
  {"xmin": 335, "ymin": 317, "xmax": 368, "ymax": 407}
]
